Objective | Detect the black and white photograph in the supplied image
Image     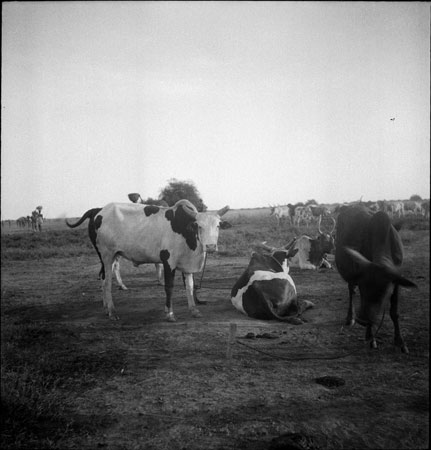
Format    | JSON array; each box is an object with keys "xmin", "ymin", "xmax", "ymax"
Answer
[{"xmin": 1, "ymin": 2, "xmax": 429, "ymax": 449}]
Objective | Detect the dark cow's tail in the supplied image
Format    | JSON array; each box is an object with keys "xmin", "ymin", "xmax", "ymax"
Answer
[{"xmin": 65, "ymin": 208, "xmax": 102, "ymax": 228}]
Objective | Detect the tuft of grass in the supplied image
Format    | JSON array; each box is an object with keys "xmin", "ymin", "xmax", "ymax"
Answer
[
  {"xmin": 1, "ymin": 230, "xmax": 94, "ymax": 261},
  {"xmin": 1, "ymin": 321, "xmax": 126, "ymax": 449}
]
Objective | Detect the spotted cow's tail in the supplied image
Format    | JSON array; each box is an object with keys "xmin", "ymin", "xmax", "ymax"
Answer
[
  {"xmin": 65, "ymin": 208, "xmax": 102, "ymax": 229},
  {"xmin": 65, "ymin": 208, "xmax": 105, "ymax": 279}
]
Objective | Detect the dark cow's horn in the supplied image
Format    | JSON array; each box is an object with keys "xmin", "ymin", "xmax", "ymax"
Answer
[
  {"xmin": 217, "ymin": 205, "xmax": 230, "ymax": 217},
  {"xmin": 128, "ymin": 193, "xmax": 142, "ymax": 204}
]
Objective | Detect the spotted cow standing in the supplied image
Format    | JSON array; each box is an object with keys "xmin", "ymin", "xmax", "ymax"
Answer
[{"xmin": 74, "ymin": 200, "xmax": 229, "ymax": 320}]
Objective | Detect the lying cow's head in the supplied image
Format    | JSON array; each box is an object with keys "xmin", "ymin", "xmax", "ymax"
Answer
[{"xmin": 311, "ymin": 215, "xmax": 336, "ymax": 265}]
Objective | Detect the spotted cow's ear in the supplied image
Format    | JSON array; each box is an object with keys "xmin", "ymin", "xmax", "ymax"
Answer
[
  {"xmin": 186, "ymin": 222, "xmax": 198, "ymax": 234},
  {"xmin": 128, "ymin": 193, "xmax": 142, "ymax": 203}
]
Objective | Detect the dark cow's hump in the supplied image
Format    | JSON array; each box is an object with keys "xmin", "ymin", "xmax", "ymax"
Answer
[
  {"xmin": 335, "ymin": 206, "xmax": 371, "ymax": 282},
  {"xmin": 143, "ymin": 205, "xmax": 160, "ymax": 216},
  {"xmin": 165, "ymin": 205, "xmax": 198, "ymax": 251}
]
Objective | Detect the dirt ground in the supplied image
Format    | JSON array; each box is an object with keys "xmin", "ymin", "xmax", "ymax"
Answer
[{"xmin": 1, "ymin": 227, "xmax": 429, "ymax": 449}]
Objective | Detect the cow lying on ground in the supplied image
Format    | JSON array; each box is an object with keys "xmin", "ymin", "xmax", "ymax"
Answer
[
  {"xmin": 335, "ymin": 205, "xmax": 416, "ymax": 352},
  {"xmin": 66, "ymin": 208, "xmax": 164, "ymax": 288},
  {"xmin": 231, "ymin": 246, "xmax": 314, "ymax": 322},
  {"xmin": 86, "ymin": 199, "xmax": 229, "ymax": 320}
]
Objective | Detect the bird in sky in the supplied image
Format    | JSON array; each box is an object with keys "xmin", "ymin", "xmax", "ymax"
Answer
[{"xmin": 390, "ymin": 117, "xmax": 395, "ymax": 121}]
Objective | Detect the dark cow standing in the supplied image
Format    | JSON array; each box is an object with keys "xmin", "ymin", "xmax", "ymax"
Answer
[{"xmin": 335, "ymin": 205, "xmax": 416, "ymax": 352}]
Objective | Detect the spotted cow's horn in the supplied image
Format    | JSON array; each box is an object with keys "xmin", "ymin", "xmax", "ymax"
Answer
[
  {"xmin": 181, "ymin": 202, "xmax": 198, "ymax": 219},
  {"xmin": 217, "ymin": 205, "xmax": 230, "ymax": 217}
]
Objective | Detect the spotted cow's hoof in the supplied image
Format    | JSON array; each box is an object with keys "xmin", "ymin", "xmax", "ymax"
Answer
[{"xmin": 190, "ymin": 308, "xmax": 202, "ymax": 318}]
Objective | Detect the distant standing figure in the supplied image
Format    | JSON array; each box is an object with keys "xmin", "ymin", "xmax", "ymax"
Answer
[{"xmin": 31, "ymin": 209, "xmax": 43, "ymax": 232}]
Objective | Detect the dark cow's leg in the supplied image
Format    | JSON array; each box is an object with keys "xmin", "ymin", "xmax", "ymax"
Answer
[
  {"xmin": 365, "ymin": 324, "xmax": 378, "ymax": 349},
  {"xmin": 163, "ymin": 264, "xmax": 176, "ymax": 322},
  {"xmin": 345, "ymin": 283, "xmax": 356, "ymax": 326},
  {"xmin": 390, "ymin": 284, "xmax": 409, "ymax": 353}
]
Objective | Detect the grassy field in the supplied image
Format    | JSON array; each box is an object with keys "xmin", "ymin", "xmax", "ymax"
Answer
[{"xmin": 1, "ymin": 212, "xmax": 429, "ymax": 449}]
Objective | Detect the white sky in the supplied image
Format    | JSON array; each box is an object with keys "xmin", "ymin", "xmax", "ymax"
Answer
[{"xmin": 1, "ymin": 1, "xmax": 430, "ymax": 219}]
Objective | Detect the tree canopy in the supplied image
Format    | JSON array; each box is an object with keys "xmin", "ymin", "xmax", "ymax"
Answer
[{"xmin": 159, "ymin": 179, "xmax": 207, "ymax": 211}]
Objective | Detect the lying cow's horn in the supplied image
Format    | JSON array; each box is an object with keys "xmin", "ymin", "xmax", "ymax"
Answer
[
  {"xmin": 284, "ymin": 237, "xmax": 297, "ymax": 250},
  {"xmin": 258, "ymin": 241, "xmax": 276, "ymax": 252},
  {"xmin": 217, "ymin": 205, "xmax": 230, "ymax": 217},
  {"xmin": 318, "ymin": 214, "xmax": 323, "ymax": 234},
  {"xmin": 128, "ymin": 193, "xmax": 142, "ymax": 204},
  {"xmin": 330, "ymin": 216, "xmax": 336, "ymax": 234}
]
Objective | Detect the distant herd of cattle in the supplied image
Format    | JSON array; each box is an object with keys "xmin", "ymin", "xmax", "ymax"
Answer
[
  {"xmin": 61, "ymin": 193, "xmax": 423, "ymax": 353},
  {"xmin": 269, "ymin": 199, "xmax": 430, "ymax": 227}
]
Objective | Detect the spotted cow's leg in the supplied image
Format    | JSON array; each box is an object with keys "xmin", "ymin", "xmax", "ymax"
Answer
[
  {"xmin": 101, "ymin": 254, "xmax": 119, "ymax": 320},
  {"xmin": 183, "ymin": 273, "xmax": 202, "ymax": 318},
  {"xmin": 113, "ymin": 257, "xmax": 127, "ymax": 290},
  {"xmin": 181, "ymin": 273, "xmax": 205, "ymax": 305},
  {"xmin": 162, "ymin": 263, "xmax": 176, "ymax": 322},
  {"xmin": 345, "ymin": 282, "xmax": 356, "ymax": 326},
  {"xmin": 390, "ymin": 284, "xmax": 408, "ymax": 353},
  {"xmin": 155, "ymin": 264, "xmax": 164, "ymax": 286}
]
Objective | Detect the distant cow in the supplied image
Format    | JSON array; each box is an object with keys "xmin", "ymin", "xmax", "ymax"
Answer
[
  {"xmin": 387, "ymin": 201, "xmax": 405, "ymax": 218},
  {"xmin": 90, "ymin": 199, "xmax": 229, "ymax": 320},
  {"xmin": 403, "ymin": 200, "xmax": 424, "ymax": 216},
  {"xmin": 421, "ymin": 200, "xmax": 430, "ymax": 219},
  {"xmin": 231, "ymin": 246, "xmax": 314, "ymax": 322},
  {"xmin": 267, "ymin": 216, "xmax": 336, "ymax": 269},
  {"xmin": 308, "ymin": 205, "xmax": 331, "ymax": 219},
  {"xmin": 269, "ymin": 205, "xmax": 291, "ymax": 226},
  {"xmin": 16, "ymin": 216, "xmax": 27, "ymax": 228},
  {"xmin": 335, "ymin": 205, "xmax": 416, "ymax": 352},
  {"xmin": 293, "ymin": 206, "xmax": 313, "ymax": 227},
  {"xmin": 66, "ymin": 208, "xmax": 164, "ymax": 289}
]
